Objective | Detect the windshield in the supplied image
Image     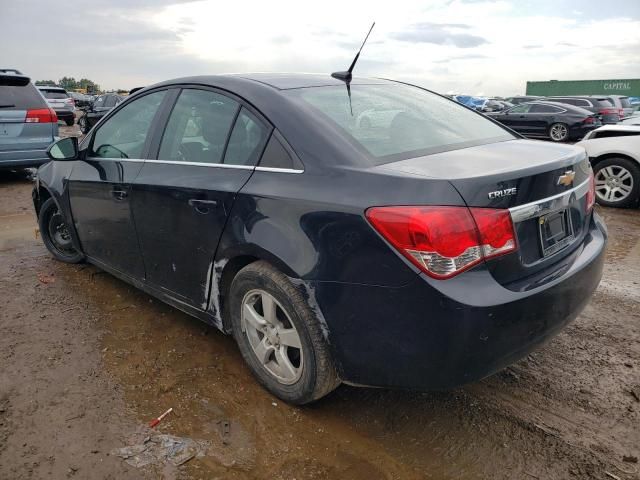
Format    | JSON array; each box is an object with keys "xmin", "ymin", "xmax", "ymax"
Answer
[{"xmin": 291, "ymin": 84, "xmax": 514, "ymax": 162}]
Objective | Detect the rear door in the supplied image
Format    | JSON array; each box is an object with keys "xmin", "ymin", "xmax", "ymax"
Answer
[
  {"xmin": 131, "ymin": 87, "xmax": 271, "ymax": 308},
  {"xmin": 68, "ymin": 89, "xmax": 168, "ymax": 279}
]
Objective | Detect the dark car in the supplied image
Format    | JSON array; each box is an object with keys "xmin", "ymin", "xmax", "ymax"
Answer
[
  {"xmin": 33, "ymin": 74, "xmax": 606, "ymax": 404},
  {"xmin": 69, "ymin": 91, "xmax": 92, "ymax": 108},
  {"xmin": 1, "ymin": 70, "xmax": 58, "ymax": 169},
  {"xmin": 77, "ymin": 93, "xmax": 124, "ymax": 134},
  {"xmin": 545, "ymin": 96, "xmax": 620, "ymax": 124},
  {"xmin": 487, "ymin": 101, "xmax": 600, "ymax": 142},
  {"xmin": 505, "ymin": 95, "xmax": 542, "ymax": 105}
]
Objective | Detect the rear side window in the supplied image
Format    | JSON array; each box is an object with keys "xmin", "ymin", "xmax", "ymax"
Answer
[
  {"xmin": 530, "ymin": 104, "xmax": 562, "ymax": 113},
  {"xmin": 158, "ymin": 88, "xmax": 239, "ymax": 164},
  {"xmin": 597, "ymin": 99, "xmax": 613, "ymax": 107},
  {"xmin": 293, "ymin": 84, "xmax": 513, "ymax": 162},
  {"xmin": 259, "ymin": 133, "xmax": 303, "ymax": 170},
  {"xmin": 224, "ymin": 108, "xmax": 270, "ymax": 166},
  {"xmin": 39, "ymin": 89, "xmax": 69, "ymax": 99},
  {"xmin": 509, "ymin": 104, "xmax": 531, "ymax": 113},
  {"xmin": 0, "ymin": 83, "xmax": 47, "ymax": 109},
  {"xmin": 91, "ymin": 90, "xmax": 166, "ymax": 159},
  {"xmin": 619, "ymin": 97, "xmax": 631, "ymax": 108}
]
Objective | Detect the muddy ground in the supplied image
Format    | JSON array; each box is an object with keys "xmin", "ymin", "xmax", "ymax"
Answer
[{"xmin": 0, "ymin": 124, "xmax": 638, "ymax": 479}]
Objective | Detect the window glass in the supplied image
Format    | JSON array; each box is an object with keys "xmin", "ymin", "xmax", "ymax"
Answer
[
  {"xmin": 39, "ymin": 89, "xmax": 69, "ymax": 99},
  {"xmin": 259, "ymin": 134, "xmax": 300, "ymax": 169},
  {"xmin": 158, "ymin": 89, "xmax": 238, "ymax": 164},
  {"xmin": 104, "ymin": 95, "xmax": 117, "ymax": 108},
  {"xmin": 293, "ymin": 84, "xmax": 513, "ymax": 162},
  {"xmin": 224, "ymin": 108, "xmax": 270, "ymax": 165},
  {"xmin": 508, "ymin": 104, "xmax": 531, "ymax": 114},
  {"xmin": 597, "ymin": 99, "xmax": 613, "ymax": 107},
  {"xmin": 93, "ymin": 96, "xmax": 105, "ymax": 108},
  {"xmin": 0, "ymin": 83, "xmax": 48, "ymax": 109},
  {"xmin": 530, "ymin": 104, "xmax": 562, "ymax": 113},
  {"xmin": 90, "ymin": 90, "xmax": 166, "ymax": 159}
]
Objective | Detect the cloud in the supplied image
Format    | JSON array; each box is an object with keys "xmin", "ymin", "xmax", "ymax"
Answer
[{"xmin": 390, "ymin": 22, "xmax": 489, "ymax": 48}]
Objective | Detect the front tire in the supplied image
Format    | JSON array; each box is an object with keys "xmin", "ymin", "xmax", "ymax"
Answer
[
  {"xmin": 549, "ymin": 122, "xmax": 569, "ymax": 142},
  {"xmin": 38, "ymin": 198, "xmax": 84, "ymax": 263},
  {"xmin": 593, "ymin": 157, "xmax": 639, "ymax": 208},
  {"xmin": 229, "ymin": 261, "xmax": 339, "ymax": 404},
  {"xmin": 65, "ymin": 118, "xmax": 74, "ymax": 126}
]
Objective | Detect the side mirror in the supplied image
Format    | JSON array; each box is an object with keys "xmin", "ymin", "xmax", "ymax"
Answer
[{"xmin": 47, "ymin": 137, "xmax": 79, "ymax": 161}]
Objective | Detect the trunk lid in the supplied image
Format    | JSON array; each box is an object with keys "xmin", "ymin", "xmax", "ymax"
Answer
[{"xmin": 379, "ymin": 139, "xmax": 592, "ymax": 287}]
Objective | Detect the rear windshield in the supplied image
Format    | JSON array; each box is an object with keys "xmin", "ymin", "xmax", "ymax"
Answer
[
  {"xmin": 0, "ymin": 83, "xmax": 48, "ymax": 109},
  {"xmin": 597, "ymin": 99, "xmax": 613, "ymax": 107},
  {"xmin": 39, "ymin": 89, "xmax": 69, "ymax": 99},
  {"xmin": 291, "ymin": 84, "xmax": 514, "ymax": 162}
]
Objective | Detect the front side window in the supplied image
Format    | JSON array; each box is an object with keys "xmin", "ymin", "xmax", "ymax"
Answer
[
  {"xmin": 158, "ymin": 89, "xmax": 239, "ymax": 164},
  {"xmin": 90, "ymin": 90, "xmax": 166, "ymax": 159},
  {"xmin": 104, "ymin": 95, "xmax": 117, "ymax": 108},
  {"xmin": 292, "ymin": 84, "xmax": 513, "ymax": 162},
  {"xmin": 530, "ymin": 104, "xmax": 562, "ymax": 113}
]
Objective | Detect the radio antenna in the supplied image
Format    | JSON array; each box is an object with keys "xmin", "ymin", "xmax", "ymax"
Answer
[{"xmin": 331, "ymin": 22, "xmax": 375, "ymax": 83}]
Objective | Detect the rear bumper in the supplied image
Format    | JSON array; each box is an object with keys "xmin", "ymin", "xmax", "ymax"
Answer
[
  {"xmin": 568, "ymin": 124, "xmax": 598, "ymax": 140},
  {"xmin": 0, "ymin": 149, "xmax": 50, "ymax": 168},
  {"xmin": 314, "ymin": 212, "xmax": 607, "ymax": 390},
  {"xmin": 54, "ymin": 110, "xmax": 74, "ymax": 121}
]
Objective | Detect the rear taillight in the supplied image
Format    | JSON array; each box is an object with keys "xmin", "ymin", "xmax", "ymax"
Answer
[
  {"xmin": 366, "ymin": 206, "xmax": 517, "ymax": 279},
  {"xmin": 66, "ymin": 98, "xmax": 75, "ymax": 107},
  {"xmin": 583, "ymin": 117, "xmax": 595, "ymax": 124},
  {"xmin": 25, "ymin": 108, "xmax": 57, "ymax": 123},
  {"xmin": 586, "ymin": 170, "xmax": 595, "ymax": 212},
  {"xmin": 599, "ymin": 108, "xmax": 616, "ymax": 115}
]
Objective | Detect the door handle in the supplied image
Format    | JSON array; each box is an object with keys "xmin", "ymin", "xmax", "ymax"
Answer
[
  {"xmin": 111, "ymin": 189, "xmax": 128, "ymax": 201},
  {"xmin": 188, "ymin": 199, "xmax": 218, "ymax": 214}
]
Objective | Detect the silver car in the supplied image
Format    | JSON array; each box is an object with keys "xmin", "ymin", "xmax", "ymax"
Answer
[
  {"xmin": 0, "ymin": 70, "xmax": 58, "ymax": 169},
  {"xmin": 606, "ymin": 95, "xmax": 634, "ymax": 118},
  {"xmin": 37, "ymin": 85, "xmax": 75, "ymax": 126}
]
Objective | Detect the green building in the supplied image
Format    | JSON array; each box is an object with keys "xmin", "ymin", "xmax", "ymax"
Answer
[{"xmin": 526, "ymin": 79, "xmax": 640, "ymax": 97}]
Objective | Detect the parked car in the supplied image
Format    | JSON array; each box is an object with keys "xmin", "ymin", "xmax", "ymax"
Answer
[
  {"xmin": 69, "ymin": 91, "xmax": 92, "ymax": 108},
  {"xmin": 620, "ymin": 112, "xmax": 640, "ymax": 126},
  {"xmin": 576, "ymin": 125, "xmax": 640, "ymax": 208},
  {"xmin": 34, "ymin": 74, "xmax": 606, "ymax": 404},
  {"xmin": 0, "ymin": 70, "xmax": 58, "ymax": 169},
  {"xmin": 545, "ymin": 96, "xmax": 620, "ymax": 124},
  {"xmin": 77, "ymin": 93, "xmax": 124, "ymax": 134},
  {"xmin": 486, "ymin": 101, "xmax": 600, "ymax": 141},
  {"xmin": 36, "ymin": 86, "xmax": 75, "ymax": 126},
  {"xmin": 480, "ymin": 99, "xmax": 512, "ymax": 113},
  {"xmin": 505, "ymin": 95, "xmax": 542, "ymax": 105},
  {"xmin": 606, "ymin": 95, "xmax": 634, "ymax": 118}
]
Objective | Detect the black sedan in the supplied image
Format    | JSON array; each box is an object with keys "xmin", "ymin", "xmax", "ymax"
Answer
[
  {"xmin": 77, "ymin": 93, "xmax": 124, "ymax": 134},
  {"xmin": 34, "ymin": 74, "xmax": 606, "ymax": 404},
  {"xmin": 487, "ymin": 101, "xmax": 600, "ymax": 142}
]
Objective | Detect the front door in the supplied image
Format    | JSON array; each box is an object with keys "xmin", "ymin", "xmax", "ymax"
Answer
[
  {"xmin": 68, "ymin": 89, "xmax": 167, "ymax": 279},
  {"xmin": 501, "ymin": 104, "xmax": 534, "ymax": 134},
  {"xmin": 131, "ymin": 87, "xmax": 271, "ymax": 308}
]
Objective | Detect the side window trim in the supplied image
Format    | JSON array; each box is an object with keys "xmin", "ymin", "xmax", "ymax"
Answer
[{"xmin": 86, "ymin": 88, "xmax": 172, "ymax": 161}]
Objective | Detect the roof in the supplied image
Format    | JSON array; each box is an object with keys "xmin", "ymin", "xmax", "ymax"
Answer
[{"xmin": 230, "ymin": 73, "xmax": 391, "ymax": 90}]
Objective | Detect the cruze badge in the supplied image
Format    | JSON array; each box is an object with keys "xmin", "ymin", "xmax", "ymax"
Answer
[
  {"xmin": 557, "ymin": 170, "xmax": 575, "ymax": 187},
  {"xmin": 488, "ymin": 187, "xmax": 517, "ymax": 199}
]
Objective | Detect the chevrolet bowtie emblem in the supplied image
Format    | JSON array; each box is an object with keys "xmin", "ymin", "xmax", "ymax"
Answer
[{"xmin": 557, "ymin": 170, "xmax": 575, "ymax": 187}]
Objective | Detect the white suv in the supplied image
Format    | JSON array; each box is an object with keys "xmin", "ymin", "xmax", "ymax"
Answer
[{"xmin": 577, "ymin": 125, "xmax": 640, "ymax": 208}]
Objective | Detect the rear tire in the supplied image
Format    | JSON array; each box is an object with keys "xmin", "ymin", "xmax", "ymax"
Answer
[
  {"xmin": 549, "ymin": 123, "xmax": 569, "ymax": 142},
  {"xmin": 65, "ymin": 118, "xmax": 74, "ymax": 126},
  {"xmin": 593, "ymin": 157, "xmax": 639, "ymax": 208},
  {"xmin": 38, "ymin": 198, "xmax": 84, "ymax": 263},
  {"xmin": 78, "ymin": 116, "xmax": 89, "ymax": 134},
  {"xmin": 229, "ymin": 261, "xmax": 339, "ymax": 404}
]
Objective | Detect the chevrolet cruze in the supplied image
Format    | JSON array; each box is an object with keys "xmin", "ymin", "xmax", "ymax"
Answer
[{"xmin": 34, "ymin": 74, "xmax": 607, "ymax": 404}]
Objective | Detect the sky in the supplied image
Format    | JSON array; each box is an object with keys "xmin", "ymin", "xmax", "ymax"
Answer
[{"xmin": 2, "ymin": 0, "xmax": 639, "ymax": 95}]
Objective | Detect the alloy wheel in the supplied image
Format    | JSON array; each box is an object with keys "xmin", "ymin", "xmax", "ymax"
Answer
[
  {"xmin": 550, "ymin": 124, "xmax": 568, "ymax": 141},
  {"xmin": 241, "ymin": 289, "xmax": 303, "ymax": 385},
  {"xmin": 595, "ymin": 165, "xmax": 634, "ymax": 203}
]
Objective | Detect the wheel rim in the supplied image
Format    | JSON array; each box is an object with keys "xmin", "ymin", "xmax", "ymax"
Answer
[
  {"xmin": 48, "ymin": 210, "xmax": 75, "ymax": 255},
  {"xmin": 241, "ymin": 289, "xmax": 303, "ymax": 385},
  {"xmin": 550, "ymin": 124, "xmax": 567, "ymax": 141},
  {"xmin": 595, "ymin": 165, "xmax": 634, "ymax": 203}
]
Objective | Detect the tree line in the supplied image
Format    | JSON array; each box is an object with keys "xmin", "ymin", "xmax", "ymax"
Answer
[{"xmin": 35, "ymin": 77, "xmax": 100, "ymax": 93}]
